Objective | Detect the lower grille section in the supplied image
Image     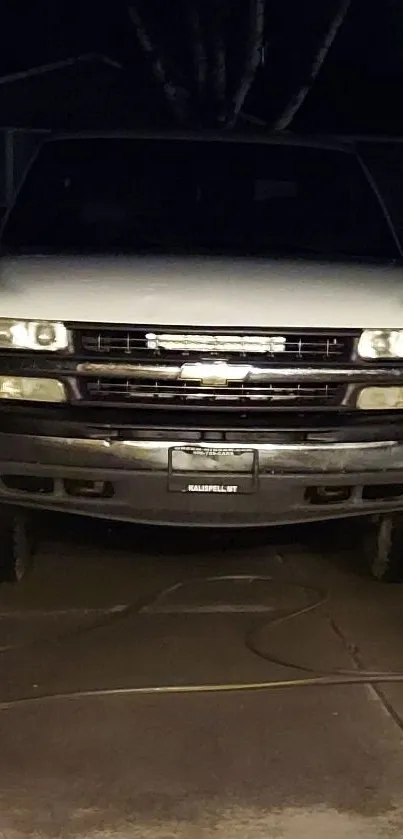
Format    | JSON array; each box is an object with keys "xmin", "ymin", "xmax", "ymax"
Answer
[{"xmin": 81, "ymin": 377, "xmax": 344, "ymax": 409}]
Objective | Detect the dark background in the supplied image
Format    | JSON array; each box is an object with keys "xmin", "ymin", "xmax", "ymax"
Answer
[
  {"xmin": 0, "ymin": 0, "xmax": 402, "ymax": 132},
  {"xmin": 0, "ymin": 1, "xmax": 402, "ymax": 217}
]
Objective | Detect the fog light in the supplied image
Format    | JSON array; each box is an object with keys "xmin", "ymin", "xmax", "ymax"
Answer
[
  {"xmin": 357, "ymin": 386, "xmax": 403, "ymax": 410},
  {"xmin": 306, "ymin": 486, "xmax": 352, "ymax": 504},
  {"xmin": 0, "ymin": 376, "xmax": 66, "ymax": 402},
  {"xmin": 64, "ymin": 479, "xmax": 113, "ymax": 498}
]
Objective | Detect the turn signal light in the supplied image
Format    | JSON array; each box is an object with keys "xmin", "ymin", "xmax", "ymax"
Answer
[
  {"xmin": 357, "ymin": 386, "xmax": 403, "ymax": 410},
  {"xmin": 0, "ymin": 376, "xmax": 66, "ymax": 402}
]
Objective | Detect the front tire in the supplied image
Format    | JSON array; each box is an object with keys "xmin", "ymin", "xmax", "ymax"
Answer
[
  {"xmin": 0, "ymin": 509, "xmax": 35, "ymax": 583},
  {"xmin": 364, "ymin": 514, "xmax": 403, "ymax": 582}
]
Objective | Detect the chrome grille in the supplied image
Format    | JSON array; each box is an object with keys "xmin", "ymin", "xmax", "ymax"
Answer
[
  {"xmin": 82, "ymin": 377, "xmax": 343, "ymax": 409},
  {"xmin": 75, "ymin": 326, "xmax": 354, "ymax": 363}
]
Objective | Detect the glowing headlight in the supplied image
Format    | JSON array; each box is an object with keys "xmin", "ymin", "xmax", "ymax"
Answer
[
  {"xmin": 0, "ymin": 377, "xmax": 66, "ymax": 402},
  {"xmin": 357, "ymin": 330, "xmax": 403, "ymax": 360},
  {"xmin": 0, "ymin": 320, "xmax": 69, "ymax": 351}
]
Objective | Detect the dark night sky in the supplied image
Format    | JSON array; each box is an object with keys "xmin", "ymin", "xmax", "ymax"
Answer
[
  {"xmin": 0, "ymin": 0, "xmax": 402, "ymax": 133},
  {"xmin": 0, "ymin": 0, "xmax": 403, "ymax": 133}
]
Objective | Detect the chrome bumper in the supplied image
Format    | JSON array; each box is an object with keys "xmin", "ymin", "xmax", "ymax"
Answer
[{"xmin": 0, "ymin": 434, "xmax": 402, "ymax": 474}]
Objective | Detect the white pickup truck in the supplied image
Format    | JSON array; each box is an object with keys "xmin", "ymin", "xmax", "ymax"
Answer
[{"xmin": 0, "ymin": 131, "xmax": 403, "ymax": 581}]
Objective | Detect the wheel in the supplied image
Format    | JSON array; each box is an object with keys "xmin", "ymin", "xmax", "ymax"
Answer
[
  {"xmin": 364, "ymin": 513, "xmax": 403, "ymax": 582},
  {"xmin": 0, "ymin": 509, "xmax": 35, "ymax": 583}
]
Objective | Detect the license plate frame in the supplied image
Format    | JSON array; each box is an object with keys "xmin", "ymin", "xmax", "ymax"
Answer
[{"xmin": 168, "ymin": 446, "xmax": 258, "ymax": 494}]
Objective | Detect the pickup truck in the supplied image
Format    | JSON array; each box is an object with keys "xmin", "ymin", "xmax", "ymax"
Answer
[{"xmin": 0, "ymin": 130, "xmax": 403, "ymax": 582}]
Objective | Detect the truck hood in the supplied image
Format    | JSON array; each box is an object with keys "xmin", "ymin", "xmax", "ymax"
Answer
[{"xmin": 0, "ymin": 254, "xmax": 402, "ymax": 329}]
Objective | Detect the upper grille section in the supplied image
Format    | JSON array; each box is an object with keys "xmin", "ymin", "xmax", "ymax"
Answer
[{"xmin": 74, "ymin": 326, "xmax": 354, "ymax": 364}]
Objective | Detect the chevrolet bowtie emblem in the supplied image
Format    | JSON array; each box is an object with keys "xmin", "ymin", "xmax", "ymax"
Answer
[{"xmin": 180, "ymin": 362, "xmax": 252, "ymax": 387}]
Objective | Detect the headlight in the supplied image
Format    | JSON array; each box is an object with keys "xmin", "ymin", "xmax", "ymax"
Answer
[
  {"xmin": 0, "ymin": 376, "xmax": 67, "ymax": 402},
  {"xmin": 0, "ymin": 320, "xmax": 69, "ymax": 351},
  {"xmin": 357, "ymin": 330, "xmax": 403, "ymax": 360}
]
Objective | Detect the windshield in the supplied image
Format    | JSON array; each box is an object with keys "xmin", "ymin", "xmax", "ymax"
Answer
[{"xmin": 1, "ymin": 137, "xmax": 398, "ymax": 260}]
